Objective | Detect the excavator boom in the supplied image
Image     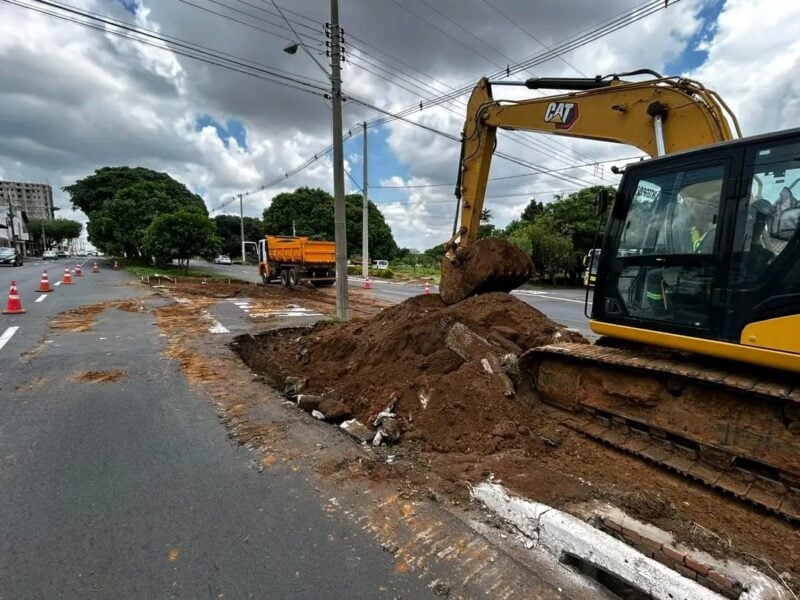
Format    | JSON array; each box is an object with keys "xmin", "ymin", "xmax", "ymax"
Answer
[{"xmin": 441, "ymin": 73, "xmax": 739, "ymax": 304}]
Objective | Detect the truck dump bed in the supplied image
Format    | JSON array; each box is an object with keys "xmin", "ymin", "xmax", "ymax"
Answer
[{"xmin": 266, "ymin": 236, "xmax": 335, "ymax": 265}]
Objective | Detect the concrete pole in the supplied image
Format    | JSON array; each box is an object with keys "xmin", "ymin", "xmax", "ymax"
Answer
[
  {"xmin": 239, "ymin": 193, "xmax": 246, "ymax": 265},
  {"xmin": 362, "ymin": 122, "xmax": 368, "ymax": 278},
  {"xmin": 330, "ymin": 0, "xmax": 348, "ymax": 321}
]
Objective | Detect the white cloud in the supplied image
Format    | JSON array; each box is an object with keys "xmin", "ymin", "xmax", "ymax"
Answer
[{"xmin": 0, "ymin": 0, "xmax": 793, "ymax": 251}]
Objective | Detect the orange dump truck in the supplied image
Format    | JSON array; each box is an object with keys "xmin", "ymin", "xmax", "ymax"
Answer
[{"xmin": 257, "ymin": 235, "xmax": 336, "ymax": 287}]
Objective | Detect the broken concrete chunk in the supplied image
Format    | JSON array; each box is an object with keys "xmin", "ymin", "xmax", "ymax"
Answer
[
  {"xmin": 340, "ymin": 419, "xmax": 374, "ymax": 443},
  {"xmin": 379, "ymin": 417, "xmax": 401, "ymax": 443},
  {"xmin": 418, "ymin": 389, "xmax": 431, "ymax": 409},
  {"xmin": 311, "ymin": 410, "xmax": 326, "ymax": 420},
  {"xmin": 446, "ymin": 322, "xmax": 494, "ymax": 362},
  {"xmin": 372, "ymin": 430, "xmax": 385, "ymax": 446},
  {"xmin": 480, "ymin": 357, "xmax": 494, "ymax": 374},
  {"xmin": 296, "ymin": 394, "xmax": 323, "ymax": 412},
  {"xmin": 501, "ymin": 353, "xmax": 521, "ymax": 386},
  {"xmin": 317, "ymin": 398, "xmax": 351, "ymax": 422},
  {"xmin": 284, "ymin": 376, "xmax": 308, "ymax": 397}
]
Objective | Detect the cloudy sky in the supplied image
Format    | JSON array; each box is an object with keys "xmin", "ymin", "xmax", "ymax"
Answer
[{"xmin": 0, "ymin": 0, "xmax": 797, "ymax": 251}]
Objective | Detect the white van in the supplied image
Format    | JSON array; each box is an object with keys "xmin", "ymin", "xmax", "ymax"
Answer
[{"xmin": 372, "ymin": 259, "xmax": 389, "ymax": 270}]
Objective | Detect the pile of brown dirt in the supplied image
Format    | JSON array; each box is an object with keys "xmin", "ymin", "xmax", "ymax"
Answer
[{"xmin": 236, "ymin": 292, "xmax": 584, "ymax": 454}]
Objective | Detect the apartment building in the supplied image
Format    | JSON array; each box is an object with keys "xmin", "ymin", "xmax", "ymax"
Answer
[{"xmin": 0, "ymin": 180, "xmax": 55, "ymax": 220}]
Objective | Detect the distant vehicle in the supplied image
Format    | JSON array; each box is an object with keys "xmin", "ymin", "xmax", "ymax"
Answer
[
  {"xmin": 372, "ymin": 259, "xmax": 389, "ymax": 270},
  {"xmin": 0, "ymin": 247, "xmax": 23, "ymax": 267},
  {"xmin": 258, "ymin": 235, "xmax": 335, "ymax": 287},
  {"xmin": 86, "ymin": 251, "xmax": 95, "ymax": 256},
  {"xmin": 213, "ymin": 255, "xmax": 232, "ymax": 265},
  {"xmin": 76, "ymin": 250, "xmax": 87, "ymax": 257},
  {"xmin": 42, "ymin": 250, "xmax": 58, "ymax": 260},
  {"xmin": 56, "ymin": 250, "xmax": 69, "ymax": 259}
]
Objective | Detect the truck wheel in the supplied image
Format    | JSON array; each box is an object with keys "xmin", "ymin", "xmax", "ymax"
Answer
[
  {"xmin": 280, "ymin": 270, "xmax": 289, "ymax": 287},
  {"xmin": 287, "ymin": 268, "xmax": 298, "ymax": 287}
]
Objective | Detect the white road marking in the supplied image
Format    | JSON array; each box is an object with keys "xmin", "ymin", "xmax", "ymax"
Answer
[
  {"xmin": 512, "ymin": 291, "xmax": 586, "ymax": 304},
  {"xmin": 54, "ymin": 281, "xmax": 61, "ymax": 287},
  {"xmin": 35, "ymin": 295, "xmax": 47, "ymax": 303},
  {"xmin": 200, "ymin": 310, "xmax": 230, "ymax": 333},
  {"xmin": 0, "ymin": 326, "xmax": 20, "ymax": 351}
]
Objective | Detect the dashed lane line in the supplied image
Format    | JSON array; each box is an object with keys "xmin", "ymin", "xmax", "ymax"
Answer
[
  {"xmin": 54, "ymin": 281, "xmax": 62, "ymax": 287},
  {"xmin": 35, "ymin": 295, "xmax": 47, "ymax": 303},
  {"xmin": 0, "ymin": 326, "xmax": 19, "ymax": 351}
]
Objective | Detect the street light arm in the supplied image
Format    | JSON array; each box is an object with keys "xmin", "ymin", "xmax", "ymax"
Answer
[{"xmin": 274, "ymin": 0, "xmax": 330, "ymax": 80}]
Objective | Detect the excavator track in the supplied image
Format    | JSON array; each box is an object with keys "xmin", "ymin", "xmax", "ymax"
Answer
[{"xmin": 519, "ymin": 343, "xmax": 800, "ymax": 521}]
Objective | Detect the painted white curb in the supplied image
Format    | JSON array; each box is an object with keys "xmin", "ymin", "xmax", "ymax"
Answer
[{"xmin": 473, "ymin": 482, "xmax": 722, "ymax": 600}]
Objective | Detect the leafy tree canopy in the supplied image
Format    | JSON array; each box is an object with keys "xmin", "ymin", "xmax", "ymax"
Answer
[
  {"xmin": 213, "ymin": 215, "xmax": 264, "ymax": 259},
  {"xmin": 262, "ymin": 187, "xmax": 399, "ymax": 259},
  {"xmin": 143, "ymin": 208, "xmax": 219, "ymax": 272},
  {"xmin": 64, "ymin": 166, "xmax": 206, "ymax": 217},
  {"xmin": 27, "ymin": 218, "xmax": 83, "ymax": 248},
  {"xmin": 69, "ymin": 170, "xmax": 208, "ymax": 257}
]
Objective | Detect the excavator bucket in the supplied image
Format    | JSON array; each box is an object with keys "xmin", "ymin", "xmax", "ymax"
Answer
[{"xmin": 439, "ymin": 238, "xmax": 534, "ymax": 305}]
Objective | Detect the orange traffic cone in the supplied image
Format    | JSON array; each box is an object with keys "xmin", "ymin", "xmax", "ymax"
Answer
[
  {"xmin": 423, "ymin": 281, "xmax": 431, "ymax": 295},
  {"xmin": 36, "ymin": 270, "xmax": 53, "ymax": 293},
  {"xmin": 113, "ymin": 260, "xmax": 120, "ymax": 271},
  {"xmin": 92, "ymin": 262, "xmax": 99, "ymax": 273},
  {"xmin": 3, "ymin": 280, "xmax": 26, "ymax": 314},
  {"xmin": 62, "ymin": 266, "xmax": 73, "ymax": 285},
  {"xmin": 364, "ymin": 277, "xmax": 372, "ymax": 290},
  {"xmin": 75, "ymin": 263, "xmax": 83, "ymax": 277}
]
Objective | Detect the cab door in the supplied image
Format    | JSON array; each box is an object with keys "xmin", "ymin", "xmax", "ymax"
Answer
[{"xmin": 595, "ymin": 152, "xmax": 740, "ymax": 338}]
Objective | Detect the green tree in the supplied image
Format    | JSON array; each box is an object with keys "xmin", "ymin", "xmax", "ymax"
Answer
[
  {"xmin": 28, "ymin": 218, "xmax": 83, "ymax": 249},
  {"xmin": 213, "ymin": 215, "xmax": 264, "ymax": 259},
  {"xmin": 143, "ymin": 209, "xmax": 219, "ymax": 273},
  {"xmin": 521, "ymin": 198, "xmax": 545, "ymax": 222},
  {"xmin": 535, "ymin": 186, "xmax": 613, "ymax": 256},
  {"xmin": 507, "ymin": 221, "xmax": 580, "ymax": 284},
  {"xmin": 64, "ymin": 166, "xmax": 206, "ymax": 216},
  {"xmin": 64, "ymin": 167, "xmax": 207, "ymax": 256},
  {"xmin": 262, "ymin": 187, "xmax": 398, "ymax": 259},
  {"xmin": 478, "ymin": 207, "xmax": 496, "ymax": 239}
]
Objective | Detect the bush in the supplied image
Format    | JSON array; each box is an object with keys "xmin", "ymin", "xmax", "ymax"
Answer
[{"xmin": 373, "ymin": 268, "xmax": 394, "ymax": 279}]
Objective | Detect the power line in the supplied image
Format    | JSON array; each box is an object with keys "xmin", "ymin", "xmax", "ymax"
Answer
[{"xmin": 11, "ymin": 0, "xmax": 332, "ymax": 95}]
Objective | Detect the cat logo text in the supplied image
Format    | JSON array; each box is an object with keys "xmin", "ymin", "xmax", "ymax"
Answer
[{"xmin": 544, "ymin": 102, "xmax": 579, "ymax": 129}]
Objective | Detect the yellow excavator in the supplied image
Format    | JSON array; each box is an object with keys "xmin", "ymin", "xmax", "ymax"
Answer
[{"xmin": 442, "ymin": 71, "xmax": 800, "ymax": 520}]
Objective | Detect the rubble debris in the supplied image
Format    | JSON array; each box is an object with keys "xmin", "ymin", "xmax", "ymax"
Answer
[
  {"xmin": 317, "ymin": 398, "xmax": 351, "ymax": 422},
  {"xmin": 311, "ymin": 410, "xmax": 325, "ymax": 420},
  {"xmin": 296, "ymin": 394, "xmax": 323, "ymax": 412},
  {"xmin": 340, "ymin": 419, "xmax": 374, "ymax": 443},
  {"xmin": 284, "ymin": 376, "xmax": 308, "ymax": 397}
]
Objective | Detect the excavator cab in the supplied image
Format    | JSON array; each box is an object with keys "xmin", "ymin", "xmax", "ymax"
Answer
[{"xmin": 592, "ymin": 127, "xmax": 800, "ymax": 369}]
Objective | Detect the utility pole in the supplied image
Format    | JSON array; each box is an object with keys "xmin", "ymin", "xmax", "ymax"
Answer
[
  {"xmin": 362, "ymin": 121, "xmax": 368, "ymax": 278},
  {"xmin": 329, "ymin": 0, "xmax": 348, "ymax": 321},
  {"xmin": 239, "ymin": 192, "xmax": 246, "ymax": 265}
]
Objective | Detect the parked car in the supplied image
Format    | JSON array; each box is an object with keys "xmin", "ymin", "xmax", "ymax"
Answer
[
  {"xmin": 56, "ymin": 250, "xmax": 69, "ymax": 259},
  {"xmin": 42, "ymin": 250, "xmax": 58, "ymax": 260},
  {"xmin": 213, "ymin": 255, "xmax": 232, "ymax": 265},
  {"xmin": 0, "ymin": 247, "xmax": 23, "ymax": 266},
  {"xmin": 76, "ymin": 250, "xmax": 87, "ymax": 257}
]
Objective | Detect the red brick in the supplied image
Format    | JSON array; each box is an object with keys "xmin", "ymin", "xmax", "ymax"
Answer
[
  {"xmin": 661, "ymin": 544, "xmax": 686, "ymax": 563},
  {"xmin": 602, "ymin": 518, "xmax": 623, "ymax": 533},
  {"xmin": 651, "ymin": 550, "xmax": 674, "ymax": 568},
  {"xmin": 708, "ymin": 569, "xmax": 736, "ymax": 590},
  {"xmin": 685, "ymin": 555, "xmax": 710, "ymax": 576},
  {"xmin": 632, "ymin": 542, "xmax": 654, "ymax": 558},
  {"xmin": 621, "ymin": 527, "xmax": 641, "ymax": 543},
  {"xmin": 675, "ymin": 564, "xmax": 697, "ymax": 580},
  {"xmin": 639, "ymin": 536, "xmax": 662, "ymax": 553}
]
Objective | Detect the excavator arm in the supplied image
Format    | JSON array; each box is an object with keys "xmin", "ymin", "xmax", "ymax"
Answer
[{"xmin": 440, "ymin": 72, "xmax": 740, "ymax": 304}]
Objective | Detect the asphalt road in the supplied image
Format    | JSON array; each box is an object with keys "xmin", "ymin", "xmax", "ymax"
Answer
[
  {"xmin": 197, "ymin": 260, "xmax": 595, "ymax": 338},
  {"xmin": 0, "ymin": 260, "xmax": 440, "ymax": 598}
]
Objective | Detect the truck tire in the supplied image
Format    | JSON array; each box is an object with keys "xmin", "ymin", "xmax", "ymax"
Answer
[
  {"xmin": 280, "ymin": 270, "xmax": 289, "ymax": 287},
  {"xmin": 287, "ymin": 267, "xmax": 298, "ymax": 287}
]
